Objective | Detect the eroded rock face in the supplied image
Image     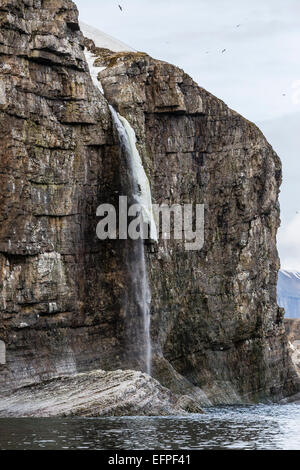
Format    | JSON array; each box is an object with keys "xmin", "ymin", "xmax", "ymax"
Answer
[
  {"xmin": 0, "ymin": 0, "xmax": 137, "ymax": 391},
  {"xmin": 96, "ymin": 49, "xmax": 299, "ymax": 403},
  {"xmin": 285, "ymin": 319, "xmax": 300, "ymax": 376},
  {"xmin": 278, "ymin": 320, "xmax": 300, "ymax": 404},
  {"xmin": 0, "ymin": 0, "xmax": 298, "ymax": 407}
]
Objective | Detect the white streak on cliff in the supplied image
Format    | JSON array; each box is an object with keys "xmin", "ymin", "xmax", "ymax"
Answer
[
  {"xmin": 118, "ymin": 114, "xmax": 158, "ymax": 242},
  {"xmin": 84, "ymin": 49, "xmax": 106, "ymax": 94}
]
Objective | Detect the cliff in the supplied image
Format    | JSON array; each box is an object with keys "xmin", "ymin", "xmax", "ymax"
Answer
[
  {"xmin": 0, "ymin": 0, "xmax": 132, "ymax": 391},
  {"xmin": 0, "ymin": 0, "xmax": 298, "ymax": 412}
]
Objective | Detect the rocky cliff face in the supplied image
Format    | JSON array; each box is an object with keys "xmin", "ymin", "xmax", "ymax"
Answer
[
  {"xmin": 0, "ymin": 0, "xmax": 134, "ymax": 392},
  {"xmin": 279, "ymin": 319, "xmax": 300, "ymax": 404},
  {"xmin": 0, "ymin": 0, "xmax": 298, "ymax": 407}
]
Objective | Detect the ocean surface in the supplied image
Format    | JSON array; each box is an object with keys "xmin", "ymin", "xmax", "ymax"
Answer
[{"xmin": 1, "ymin": 404, "xmax": 300, "ymax": 450}]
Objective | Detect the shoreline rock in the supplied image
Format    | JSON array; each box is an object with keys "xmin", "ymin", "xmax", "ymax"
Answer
[{"xmin": 0, "ymin": 369, "xmax": 203, "ymax": 417}]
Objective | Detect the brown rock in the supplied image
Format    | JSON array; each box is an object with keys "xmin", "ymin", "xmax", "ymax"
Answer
[
  {"xmin": 97, "ymin": 46, "xmax": 299, "ymax": 403},
  {"xmin": 0, "ymin": 0, "xmax": 133, "ymax": 392}
]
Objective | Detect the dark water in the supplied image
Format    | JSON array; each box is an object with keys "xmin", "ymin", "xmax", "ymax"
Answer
[{"xmin": 1, "ymin": 405, "xmax": 300, "ymax": 450}]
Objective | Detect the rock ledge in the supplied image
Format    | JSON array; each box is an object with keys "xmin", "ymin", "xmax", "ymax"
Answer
[{"xmin": 0, "ymin": 369, "xmax": 203, "ymax": 417}]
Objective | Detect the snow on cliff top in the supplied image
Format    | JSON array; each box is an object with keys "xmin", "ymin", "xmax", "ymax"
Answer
[{"xmin": 80, "ymin": 22, "xmax": 135, "ymax": 53}]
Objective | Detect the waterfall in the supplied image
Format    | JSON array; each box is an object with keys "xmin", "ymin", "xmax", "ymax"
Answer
[
  {"xmin": 84, "ymin": 49, "xmax": 155, "ymax": 375},
  {"xmin": 117, "ymin": 115, "xmax": 157, "ymax": 243},
  {"xmin": 109, "ymin": 106, "xmax": 155, "ymax": 376},
  {"xmin": 84, "ymin": 49, "xmax": 106, "ymax": 94}
]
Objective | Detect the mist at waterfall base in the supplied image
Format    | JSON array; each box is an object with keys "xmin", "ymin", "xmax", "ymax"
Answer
[{"xmin": 2, "ymin": 404, "xmax": 300, "ymax": 450}]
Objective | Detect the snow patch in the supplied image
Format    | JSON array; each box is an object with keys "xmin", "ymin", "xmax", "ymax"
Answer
[
  {"xmin": 280, "ymin": 269, "xmax": 300, "ymax": 280},
  {"xmin": 80, "ymin": 22, "xmax": 135, "ymax": 53},
  {"xmin": 84, "ymin": 49, "xmax": 106, "ymax": 94}
]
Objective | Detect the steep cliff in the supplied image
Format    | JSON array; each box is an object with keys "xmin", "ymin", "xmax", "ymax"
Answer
[
  {"xmin": 94, "ymin": 46, "xmax": 299, "ymax": 403},
  {"xmin": 0, "ymin": 0, "xmax": 298, "ymax": 408},
  {"xmin": 0, "ymin": 0, "xmax": 135, "ymax": 392}
]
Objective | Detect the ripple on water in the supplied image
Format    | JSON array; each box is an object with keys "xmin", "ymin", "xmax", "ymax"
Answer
[{"xmin": 0, "ymin": 404, "xmax": 300, "ymax": 450}]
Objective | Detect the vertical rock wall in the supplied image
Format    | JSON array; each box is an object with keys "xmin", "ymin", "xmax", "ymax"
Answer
[
  {"xmin": 97, "ymin": 50, "xmax": 299, "ymax": 403},
  {"xmin": 0, "ymin": 0, "xmax": 133, "ymax": 391},
  {"xmin": 0, "ymin": 0, "xmax": 298, "ymax": 404}
]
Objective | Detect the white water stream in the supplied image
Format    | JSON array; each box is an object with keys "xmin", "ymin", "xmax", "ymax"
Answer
[
  {"xmin": 109, "ymin": 106, "xmax": 154, "ymax": 375},
  {"xmin": 84, "ymin": 49, "xmax": 155, "ymax": 374}
]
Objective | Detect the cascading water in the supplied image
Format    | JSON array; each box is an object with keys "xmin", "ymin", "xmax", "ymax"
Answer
[
  {"xmin": 116, "ymin": 114, "xmax": 157, "ymax": 243},
  {"xmin": 85, "ymin": 49, "xmax": 156, "ymax": 375},
  {"xmin": 109, "ymin": 106, "xmax": 155, "ymax": 375}
]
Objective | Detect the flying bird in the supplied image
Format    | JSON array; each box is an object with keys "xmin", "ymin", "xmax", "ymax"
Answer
[
  {"xmin": 118, "ymin": 4, "xmax": 123, "ymax": 11},
  {"xmin": 222, "ymin": 49, "xmax": 226, "ymax": 53},
  {"xmin": 236, "ymin": 24, "xmax": 241, "ymax": 27}
]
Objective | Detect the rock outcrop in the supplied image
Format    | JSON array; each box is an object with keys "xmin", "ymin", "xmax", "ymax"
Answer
[
  {"xmin": 0, "ymin": 0, "xmax": 298, "ymax": 413},
  {"xmin": 0, "ymin": 0, "xmax": 136, "ymax": 392},
  {"xmin": 279, "ymin": 320, "xmax": 300, "ymax": 404},
  {"xmin": 0, "ymin": 369, "xmax": 202, "ymax": 417}
]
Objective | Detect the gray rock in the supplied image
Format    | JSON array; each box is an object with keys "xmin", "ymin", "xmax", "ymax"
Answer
[
  {"xmin": 0, "ymin": 369, "xmax": 203, "ymax": 417},
  {"xmin": 285, "ymin": 319, "xmax": 300, "ymax": 377}
]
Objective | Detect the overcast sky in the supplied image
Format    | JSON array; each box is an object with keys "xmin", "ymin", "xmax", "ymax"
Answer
[{"xmin": 75, "ymin": 0, "xmax": 300, "ymax": 269}]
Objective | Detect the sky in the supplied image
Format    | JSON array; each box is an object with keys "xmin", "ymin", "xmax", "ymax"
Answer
[{"xmin": 74, "ymin": 0, "xmax": 300, "ymax": 269}]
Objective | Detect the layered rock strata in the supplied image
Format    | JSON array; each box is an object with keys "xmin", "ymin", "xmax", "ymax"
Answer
[
  {"xmin": 0, "ymin": 0, "xmax": 298, "ymax": 412},
  {"xmin": 0, "ymin": 369, "xmax": 203, "ymax": 417}
]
